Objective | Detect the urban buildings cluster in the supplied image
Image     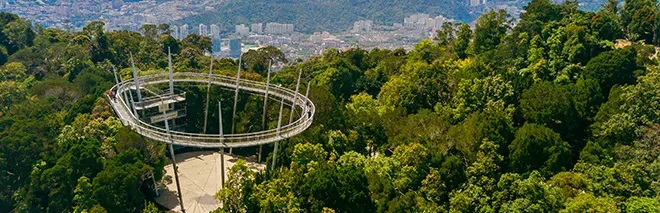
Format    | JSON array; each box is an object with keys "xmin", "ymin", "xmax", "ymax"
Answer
[
  {"xmin": 205, "ymin": 13, "xmax": 460, "ymax": 60},
  {"xmin": 163, "ymin": 13, "xmax": 460, "ymax": 60},
  {"xmin": 2, "ymin": 0, "xmax": 530, "ymax": 60},
  {"xmin": 0, "ymin": 0, "xmax": 223, "ymax": 30}
]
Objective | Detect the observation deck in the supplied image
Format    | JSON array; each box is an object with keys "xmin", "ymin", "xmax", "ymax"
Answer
[{"xmin": 106, "ymin": 72, "xmax": 315, "ymax": 148}]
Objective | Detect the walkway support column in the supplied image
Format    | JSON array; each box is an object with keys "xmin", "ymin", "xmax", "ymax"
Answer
[
  {"xmin": 231, "ymin": 53, "xmax": 242, "ymax": 135},
  {"xmin": 289, "ymin": 69, "xmax": 303, "ymax": 124},
  {"xmin": 203, "ymin": 55, "xmax": 214, "ymax": 133},
  {"xmin": 259, "ymin": 60, "xmax": 272, "ymax": 163},
  {"xmin": 168, "ymin": 47, "xmax": 177, "ymax": 127},
  {"xmin": 112, "ymin": 66, "xmax": 119, "ymax": 85},
  {"xmin": 219, "ymin": 101, "xmax": 225, "ymax": 189},
  {"xmin": 111, "ymin": 66, "xmax": 122, "ymax": 104},
  {"xmin": 130, "ymin": 52, "xmax": 142, "ymax": 102},
  {"xmin": 151, "ymin": 173, "xmax": 159, "ymax": 197},
  {"xmin": 162, "ymin": 98, "xmax": 185, "ymax": 213},
  {"xmin": 168, "ymin": 47, "xmax": 174, "ymax": 94},
  {"xmin": 118, "ymin": 75, "xmax": 131, "ymax": 113},
  {"xmin": 230, "ymin": 53, "xmax": 242, "ymax": 155},
  {"xmin": 272, "ymin": 97, "xmax": 285, "ymax": 168},
  {"xmin": 305, "ymin": 80, "xmax": 311, "ymax": 98},
  {"xmin": 128, "ymin": 88, "xmax": 139, "ymax": 120}
]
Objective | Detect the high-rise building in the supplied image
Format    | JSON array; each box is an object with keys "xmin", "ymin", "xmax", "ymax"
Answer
[
  {"xmin": 171, "ymin": 25, "xmax": 179, "ymax": 39},
  {"xmin": 432, "ymin": 16, "xmax": 451, "ymax": 31},
  {"xmin": 352, "ymin": 20, "xmax": 373, "ymax": 32},
  {"xmin": 251, "ymin": 23, "xmax": 263, "ymax": 34},
  {"xmin": 210, "ymin": 24, "xmax": 220, "ymax": 39},
  {"xmin": 229, "ymin": 38, "xmax": 241, "ymax": 58},
  {"xmin": 235, "ymin": 24, "xmax": 249, "ymax": 36},
  {"xmin": 180, "ymin": 24, "xmax": 189, "ymax": 39},
  {"xmin": 404, "ymin": 13, "xmax": 433, "ymax": 30},
  {"xmin": 199, "ymin": 23, "xmax": 208, "ymax": 36},
  {"xmin": 265, "ymin": 22, "xmax": 294, "ymax": 34}
]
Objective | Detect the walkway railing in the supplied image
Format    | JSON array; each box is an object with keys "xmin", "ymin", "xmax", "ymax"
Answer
[{"xmin": 107, "ymin": 72, "xmax": 315, "ymax": 148}]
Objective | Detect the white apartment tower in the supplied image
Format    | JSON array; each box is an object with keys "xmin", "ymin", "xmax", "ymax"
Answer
[
  {"xmin": 199, "ymin": 23, "xmax": 208, "ymax": 36},
  {"xmin": 180, "ymin": 24, "xmax": 189, "ymax": 39},
  {"xmin": 235, "ymin": 24, "xmax": 250, "ymax": 36},
  {"xmin": 352, "ymin": 20, "xmax": 373, "ymax": 32},
  {"xmin": 171, "ymin": 25, "xmax": 179, "ymax": 39},
  {"xmin": 265, "ymin": 22, "xmax": 294, "ymax": 34},
  {"xmin": 210, "ymin": 24, "xmax": 220, "ymax": 39},
  {"xmin": 251, "ymin": 23, "xmax": 263, "ymax": 34}
]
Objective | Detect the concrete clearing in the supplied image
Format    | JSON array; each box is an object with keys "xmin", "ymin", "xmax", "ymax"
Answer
[{"xmin": 154, "ymin": 151, "xmax": 266, "ymax": 213}]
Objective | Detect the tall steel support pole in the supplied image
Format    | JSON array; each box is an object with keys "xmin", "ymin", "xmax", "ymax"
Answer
[
  {"xmin": 167, "ymin": 47, "xmax": 177, "ymax": 127},
  {"xmin": 203, "ymin": 55, "xmax": 214, "ymax": 133},
  {"xmin": 112, "ymin": 66, "xmax": 119, "ymax": 85},
  {"xmin": 218, "ymin": 101, "xmax": 225, "ymax": 189},
  {"xmin": 118, "ymin": 75, "xmax": 130, "ymax": 113},
  {"xmin": 258, "ymin": 144, "xmax": 263, "ymax": 163},
  {"xmin": 168, "ymin": 47, "xmax": 174, "ymax": 94},
  {"xmin": 219, "ymin": 101, "xmax": 224, "ymax": 136},
  {"xmin": 305, "ymin": 80, "xmax": 311, "ymax": 98},
  {"xmin": 130, "ymin": 52, "xmax": 142, "ymax": 102},
  {"xmin": 110, "ymin": 66, "xmax": 120, "ymax": 103},
  {"xmin": 128, "ymin": 88, "xmax": 139, "ymax": 120},
  {"xmin": 151, "ymin": 173, "xmax": 159, "ymax": 197},
  {"xmin": 229, "ymin": 53, "xmax": 242, "ymax": 155},
  {"xmin": 162, "ymin": 99, "xmax": 185, "ymax": 213},
  {"xmin": 259, "ymin": 60, "xmax": 272, "ymax": 163},
  {"xmin": 272, "ymin": 97, "xmax": 285, "ymax": 168},
  {"xmin": 231, "ymin": 53, "xmax": 242, "ymax": 134},
  {"xmin": 168, "ymin": 143, "xmax": 185, "ymax": 213},
  {"xmin": 289, "ymin": 69, "xmax": 303, "ymax": 124}
]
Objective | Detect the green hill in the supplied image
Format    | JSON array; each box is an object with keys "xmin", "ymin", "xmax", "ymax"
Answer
[{"xmin": 177, "ymin": 0, "xmax": 476, "ymax": 34}]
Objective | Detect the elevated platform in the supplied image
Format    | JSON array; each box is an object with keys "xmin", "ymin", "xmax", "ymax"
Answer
[
  {"xmin": 148, "ymin": 109, "xmax": 187, "ymax": 124},
  {"xmin": 107, "ymin": 72, "xmax": 315, "ymax": 148},
  {"xmin": 134, "ymin": 93, "xmax": 186, "ymax": 110}
]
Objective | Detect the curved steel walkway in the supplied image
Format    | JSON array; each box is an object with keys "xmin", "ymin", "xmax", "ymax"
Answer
[{"xmin": 107, "ymin": 72, "xmax": 315, "ymax": 148}]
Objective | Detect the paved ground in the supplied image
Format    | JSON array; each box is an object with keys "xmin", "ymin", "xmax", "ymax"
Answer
[{"xmin": 154, "ymin": 151, "xmax": 266, "ymax": 213}]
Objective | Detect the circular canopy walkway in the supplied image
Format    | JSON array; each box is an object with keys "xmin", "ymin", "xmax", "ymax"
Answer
[{"xmin": 107, "ymin": 72, "xmax": 315, "ymax": 148}]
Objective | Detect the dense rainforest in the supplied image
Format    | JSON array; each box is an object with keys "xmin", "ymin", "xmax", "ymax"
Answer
[{"xmin": 2, "ymin": 0, "xmax": 660, "ymax": 212}]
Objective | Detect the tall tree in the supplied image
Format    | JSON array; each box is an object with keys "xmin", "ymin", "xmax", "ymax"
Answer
[
  {"xmin": 508, "ymin": 123, "xmax": 572, "ymax": 175},
  {"xmin": 469, "ymin": 9, "xmax": 512, "ymax": 54}
]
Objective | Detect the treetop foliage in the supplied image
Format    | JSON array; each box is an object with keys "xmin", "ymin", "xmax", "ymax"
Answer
[{"xmin": 3, "ymin": 0, "xmax": 660, "ymax": 211}]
